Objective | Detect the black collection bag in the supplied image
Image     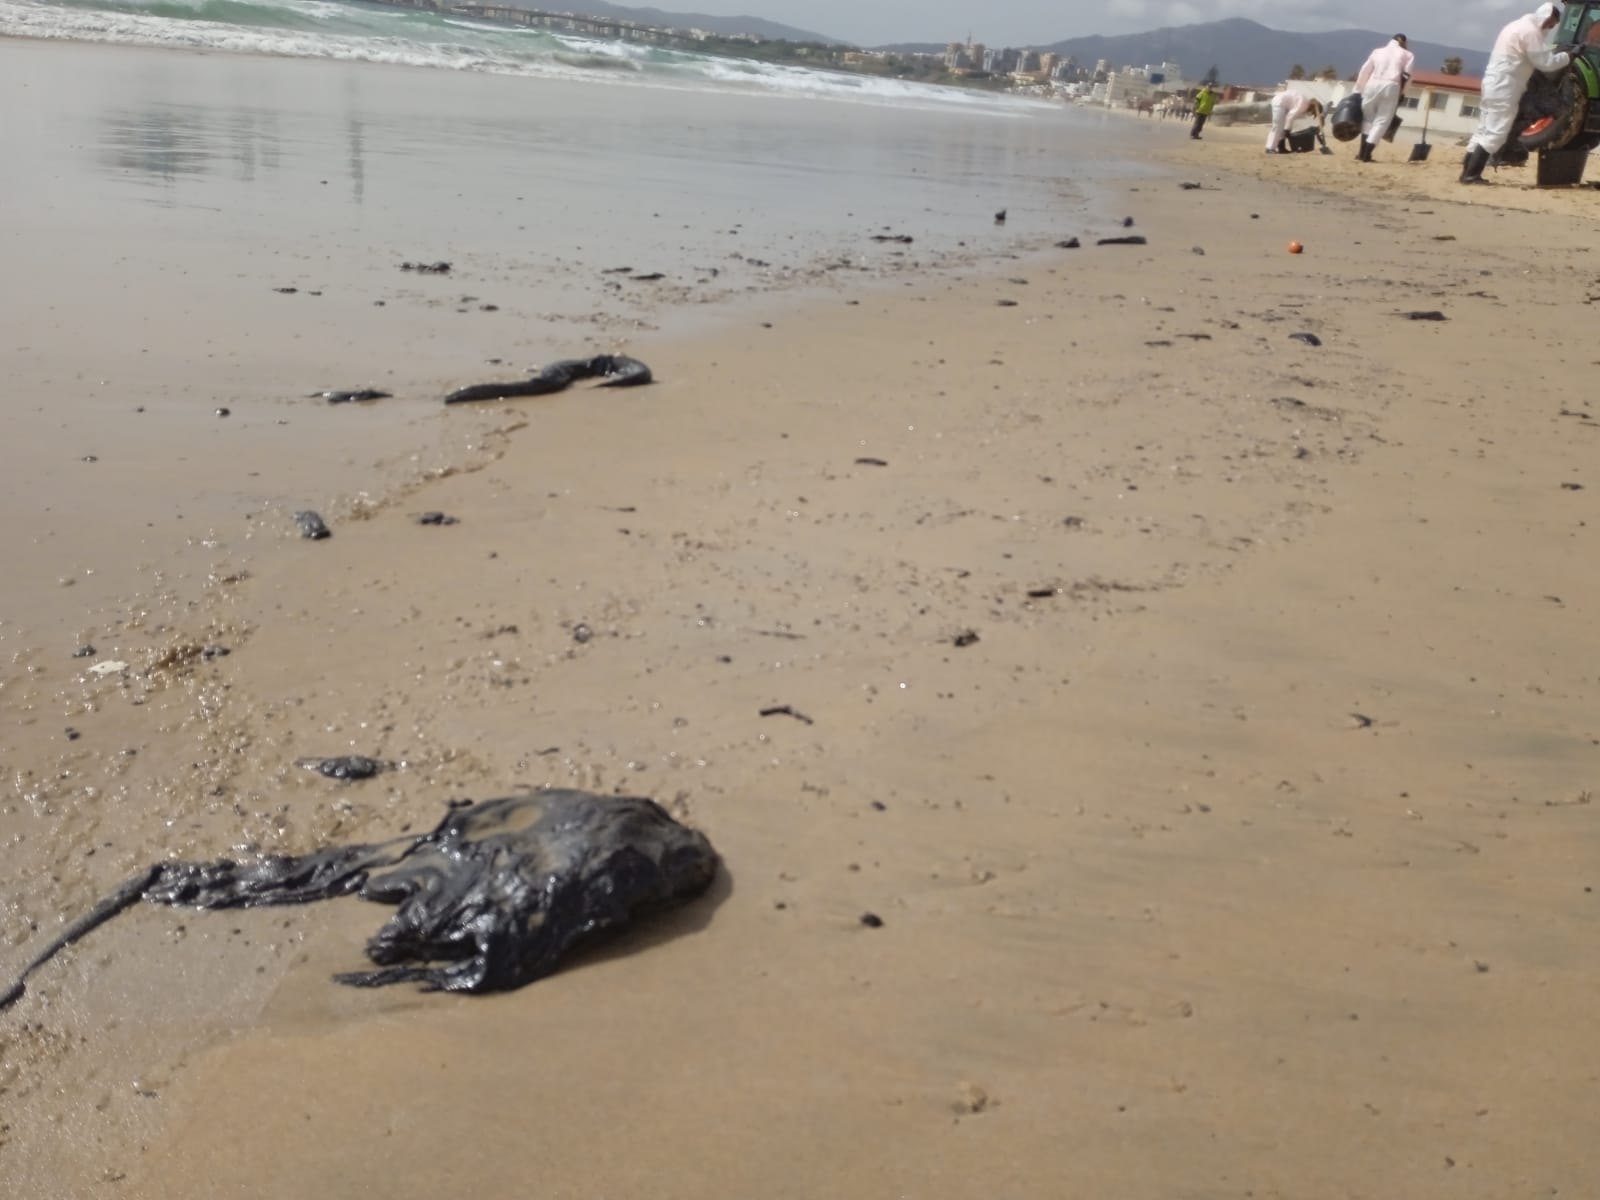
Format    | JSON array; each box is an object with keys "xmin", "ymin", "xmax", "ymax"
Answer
[
  {"xmin": 1331, "ymin": 92, "xmax": 1364, "ymax": 141},
  {"xmin": 1284, "ymin": 126, "xmax": 1319, "ymax": 153}
]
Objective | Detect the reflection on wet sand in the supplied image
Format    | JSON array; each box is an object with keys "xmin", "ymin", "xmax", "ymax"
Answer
[
  {"xmin": 100, "ymin": 104, "xmax": 369, "ymax": 204},
  {"xmin": 101, "ymin": 104, "xmax": 281, "ymax": 186},
  {"xmin": 348, "ymin": 116, "xmax": 365, "ymax": 204}
]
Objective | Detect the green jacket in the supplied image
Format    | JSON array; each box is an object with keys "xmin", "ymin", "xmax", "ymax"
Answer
[{"xmin": 1194, "ymin": 87, "xmax": 1216, "ymax": 115}]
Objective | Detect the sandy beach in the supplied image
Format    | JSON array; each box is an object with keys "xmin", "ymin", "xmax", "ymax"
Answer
[
  {"xmin": 1182, "ymin": 103, "xmax": 1600, "ymax": 210},
  {"xmin": 4, "ymin": 40, "xmax": 1600, "ymax": 1199}
]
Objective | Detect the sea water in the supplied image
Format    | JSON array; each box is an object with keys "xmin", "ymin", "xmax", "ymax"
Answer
[
  {"xmin": 2, "ymin": 0, "xmax": 1158, "ymax": 308},
  {"xmin": 2, "ymin": 0, "xmax": 1041, "ymax": 109}
]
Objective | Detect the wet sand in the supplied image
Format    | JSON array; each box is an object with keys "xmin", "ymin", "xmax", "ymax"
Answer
[{"xmin": 5, "ymin": 49, "xmax": 1600, "ymax": 1198}]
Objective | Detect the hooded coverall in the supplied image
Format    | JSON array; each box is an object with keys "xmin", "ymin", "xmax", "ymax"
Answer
[
  {"xmin": 1468, "ymin": 4, "xmax": 1573, "ymax": 155},
  {"xmin": 1266, "ymin": 91, "xmax": 1318, "ymax": 150},
  {"xmin": 1355, "ymin": 38, "xmax": 1416, "ymax": 147}
]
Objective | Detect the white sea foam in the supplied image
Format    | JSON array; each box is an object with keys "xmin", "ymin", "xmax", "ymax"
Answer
[{"xmin": 440, "ymin": 16, "xmax": 544, "ymax": 35}]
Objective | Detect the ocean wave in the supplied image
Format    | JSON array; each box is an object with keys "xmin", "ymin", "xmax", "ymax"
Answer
[{"xmin": 0, "ymin": 0, "xmax": 1043, "ymax": 112}]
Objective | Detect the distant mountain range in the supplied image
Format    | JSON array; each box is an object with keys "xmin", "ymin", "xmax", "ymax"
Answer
[
  {"xmin": 499, "ymin": 1, "xmax": 838, "ymax": 44},
  {"xmin": 878, "ymin": 18, "xmax": 1489, "ymax": 84}
]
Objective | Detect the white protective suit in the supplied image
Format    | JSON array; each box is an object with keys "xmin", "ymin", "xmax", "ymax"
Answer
[
  {"xmin": 1266, "ymin": 90, "xmax": 1318, "ymax": 150},
  {"xmin": 1355, "ymin": 38, "xmax": 1416, "ymax": 145},
  {"xmin": 1469, "ymin": 4, "xmax": 1573, "ymax": 154}
]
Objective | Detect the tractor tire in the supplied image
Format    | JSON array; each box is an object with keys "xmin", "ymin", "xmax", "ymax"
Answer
[{"xmin": 1515, "ymin": 69, "xmax": 1589, "ymax": 152}]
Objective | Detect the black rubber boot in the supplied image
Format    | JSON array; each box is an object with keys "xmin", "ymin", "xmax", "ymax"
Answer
[
  {"xmin": 1459, "ymin": 146, "xmax": 1490, "ymax": 184},
  {"xmin": 1356, "ymin": 139, "xmax": 1372, "ymax": 162}
]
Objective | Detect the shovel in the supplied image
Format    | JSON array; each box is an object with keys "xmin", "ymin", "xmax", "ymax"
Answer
[{"xmin": 1408, "ymin": 102, "xmax": 1432, "ymax": 161}]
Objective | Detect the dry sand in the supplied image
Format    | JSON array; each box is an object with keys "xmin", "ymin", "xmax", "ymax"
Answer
[
  {"xmin": 1186, "ymin": 106, "xmax": 1600, "ymax": 211},
  {"xmin": 5, "ymin": 94, "xmax": 1600, "ymax": 1199}
]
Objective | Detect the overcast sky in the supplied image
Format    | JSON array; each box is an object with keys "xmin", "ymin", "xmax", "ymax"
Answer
[{"xmin": 700, "ymin": 0, "xmax": 1537, "ymax": 51}]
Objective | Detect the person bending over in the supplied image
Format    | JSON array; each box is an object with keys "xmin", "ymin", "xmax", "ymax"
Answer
[{"xmin": 1265, "ymin": 92, "xmax": 1324, "ymax": 153}]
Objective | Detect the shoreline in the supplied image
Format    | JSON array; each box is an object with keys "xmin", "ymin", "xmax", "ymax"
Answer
[
  {"xmin": 0, "ymin": 25, "xmax": 1054, "ymax": 118},
  {"xmin": 5, "ymin": 40, "xmax": 1600, "ymax": 1199},
  {"xmin": 0, "ymin": 35, "xmax": 1123, "ymax": 655}
]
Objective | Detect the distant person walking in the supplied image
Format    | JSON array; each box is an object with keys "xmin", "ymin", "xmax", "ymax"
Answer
[
  {"xmin": 1190, "ymin": 83, "xmax": 1216, "ymax": 139},
  {"xmin": 1353, "ymin": 33, "xmax": 1415, "ymax": 161},
  {"xmin": 1461, "ymin": 3, "xmax": 1573, "ymax": 183},
  {"xmin": 1265, "ymin": 92, "xmax": 1324, "ymax": 152}
]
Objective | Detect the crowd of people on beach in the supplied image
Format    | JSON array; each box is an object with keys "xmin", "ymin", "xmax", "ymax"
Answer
[
  {"xmin": 1185, "ymin": 4, "xmax": 1584, "ymax": 186},
  {"xmin": 1131, "ymin": 97, "xmax": 1198, "ymax": 119}
]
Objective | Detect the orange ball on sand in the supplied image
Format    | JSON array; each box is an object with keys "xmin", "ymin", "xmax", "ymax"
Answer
[{"xmin": 1288, "ymin": 240, "xmax": 1304, "ymax": 254}]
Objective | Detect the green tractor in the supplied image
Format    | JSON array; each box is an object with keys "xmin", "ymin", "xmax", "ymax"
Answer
[{"xmin": 1508, "ymin": 1, "xmax": 1600, "ymax": 158}]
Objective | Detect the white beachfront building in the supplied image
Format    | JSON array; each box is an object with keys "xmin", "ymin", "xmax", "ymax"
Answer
[
  {"xmin": 1393, "ymin": 70, "xmax": 1485, "ymax": 144},
  {"xmin": 1094, "ymin": 61, "xmax": 1187, "ymax": 107}
]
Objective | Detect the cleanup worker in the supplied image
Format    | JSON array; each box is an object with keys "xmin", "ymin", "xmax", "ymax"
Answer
[
  {"xmin": 1461, "ymin": 4, "xmax": 1573, "ymax": 184},
  {"xmin": 1265, "ymin": 92, "xmax": 1324, "ymax": 153},
  {"xmin": 1190, "ymin": 83, "xmax": 1216, "ymax": 139},
  {"xmin": 1353, "ymin": 34, "xmax": 1415, "ymax": 162}
]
